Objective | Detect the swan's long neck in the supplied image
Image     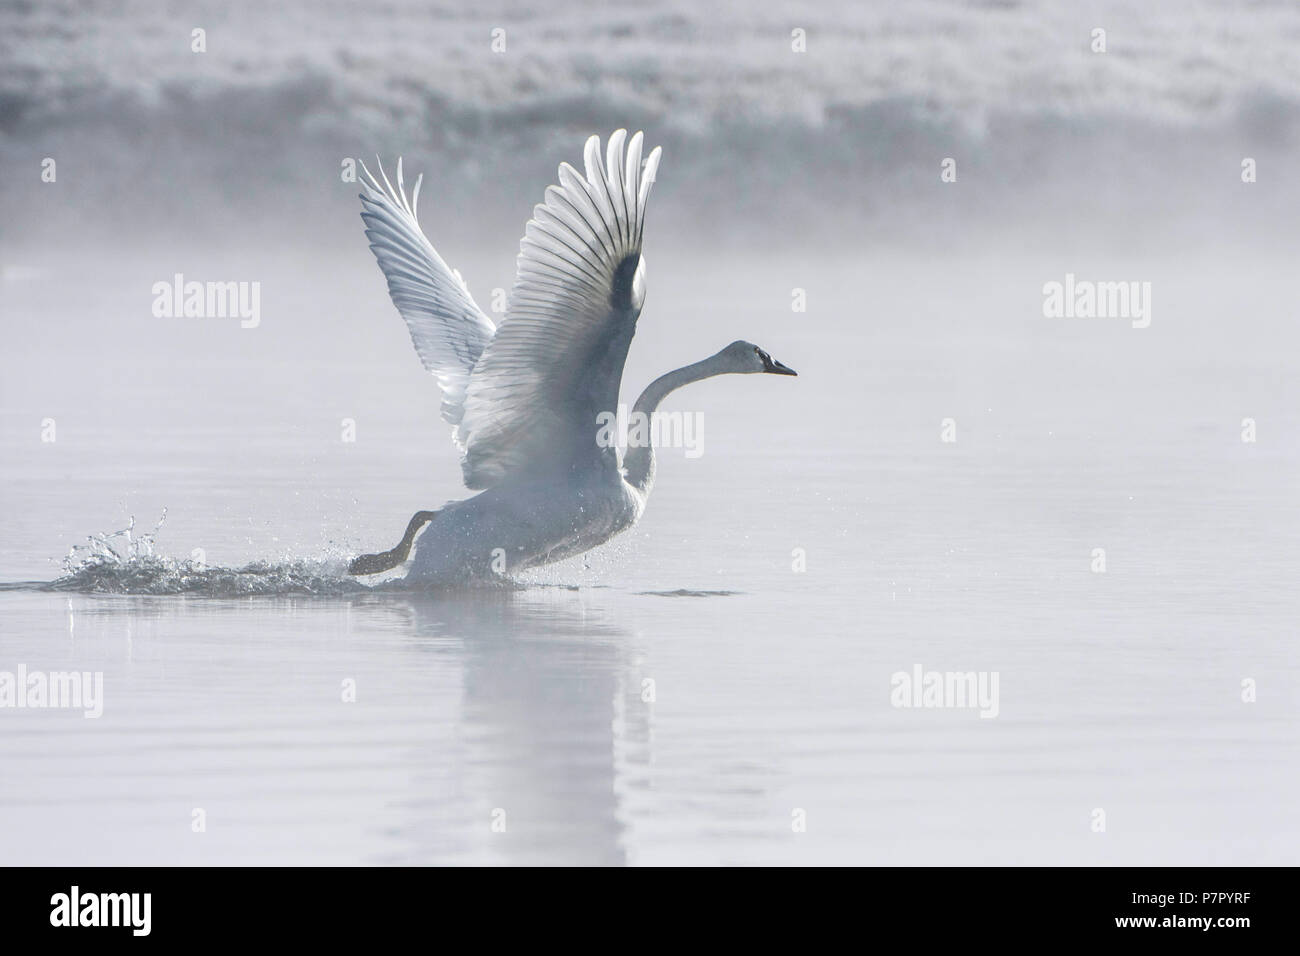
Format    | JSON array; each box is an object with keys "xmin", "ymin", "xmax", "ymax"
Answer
[{"xmin": 622, "ymin": 354, "xmax": 726, "ymax": 497}]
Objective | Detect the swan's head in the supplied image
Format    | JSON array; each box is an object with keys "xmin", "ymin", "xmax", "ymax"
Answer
[{"xmin": 718, "ymin": 340, "xmax": 798, "ymax": 376}]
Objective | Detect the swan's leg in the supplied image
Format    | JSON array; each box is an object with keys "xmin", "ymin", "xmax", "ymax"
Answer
[{"xmin": 348, "ymin": 510, "xmax": 440, "ymax": 575}]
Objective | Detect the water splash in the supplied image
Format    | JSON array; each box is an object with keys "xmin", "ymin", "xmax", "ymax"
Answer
[
  {"xmin": 48, "ymin": 511, "xmax": 370, "ymax": 596},
  {"xmin": 60, "ymin": 511, "xmax": 167, "ymax": 571},
  {"xmin": 48, "ymin": 554, "xmax": 374, "ymax": 596}
]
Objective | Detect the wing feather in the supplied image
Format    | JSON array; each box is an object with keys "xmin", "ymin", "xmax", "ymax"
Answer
[
  {"xmin": 456, "ymin": 130, "xmax": 662, "ymax": 489},
  {"xmin": 359, "ymin": 159, "xmax": 496, "ymax": 437}
]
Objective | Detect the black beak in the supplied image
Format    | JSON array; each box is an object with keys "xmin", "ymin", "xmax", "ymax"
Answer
[{"xmin": 763, "ymin": 355, "xmax": 798, "ymax": 376}]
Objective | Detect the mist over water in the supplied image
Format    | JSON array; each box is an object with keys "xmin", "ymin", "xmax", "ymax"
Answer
[
  {"xmin": 4, "ymin": 0, "xmax": 1300, "ymax": 250},
  {"xmin": 1, "ymin": 1, "xmax": 1298, "ymax": 866}
]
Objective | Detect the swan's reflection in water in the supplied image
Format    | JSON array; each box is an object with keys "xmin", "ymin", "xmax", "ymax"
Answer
[{"xmin": 382, "ymin": 589, "xmax": 651, "ymax": 865}]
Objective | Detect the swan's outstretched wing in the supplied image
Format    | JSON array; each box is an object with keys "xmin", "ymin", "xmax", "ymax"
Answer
[
  {"xmin": 359, "ymin": 159, "xmax": 497, "ymax": 441},
  {"xmin": 456, "ymin": 130, "xmax": 663, "ymax": 489}
]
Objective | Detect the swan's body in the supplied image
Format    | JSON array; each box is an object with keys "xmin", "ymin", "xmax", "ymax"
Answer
[{"xmin": 351, "ymin": 130, "xmax": 795, "ymax": 585}]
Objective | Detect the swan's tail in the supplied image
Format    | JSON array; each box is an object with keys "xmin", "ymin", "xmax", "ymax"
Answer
[{"xmin": 348, "ymin": 510, "xmax": 440, "ymax": 575}]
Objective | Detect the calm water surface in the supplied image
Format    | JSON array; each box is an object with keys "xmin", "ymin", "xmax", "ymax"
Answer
[{"xmin": 1, "ymin": 250, "xmax": 1297, "ymax": 864}]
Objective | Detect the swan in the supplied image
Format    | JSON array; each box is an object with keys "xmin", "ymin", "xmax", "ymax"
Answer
[{"xmin": 348, "ymin": 130, "xmax": 796, "ymax": 584}]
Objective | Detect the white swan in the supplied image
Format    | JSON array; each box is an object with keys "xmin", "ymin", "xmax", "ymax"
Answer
[{"xmin": 349, "ymin": 130, "xmax": 796, "ymax": 584}]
